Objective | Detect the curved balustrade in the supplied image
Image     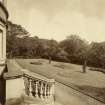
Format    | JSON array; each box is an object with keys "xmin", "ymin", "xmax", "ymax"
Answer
[{"xmin": 23, "ymin": 74, "xmax": 55, "ymax": 101}]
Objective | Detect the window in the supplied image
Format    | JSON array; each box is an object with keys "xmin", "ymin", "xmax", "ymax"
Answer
[{"xmin": 0, "ymin": 29, "xmax": 3, "ymax": 59}]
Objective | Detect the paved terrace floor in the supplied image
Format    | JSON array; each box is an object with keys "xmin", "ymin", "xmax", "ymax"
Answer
[{"xmin": 13, "ymin": 59, "xmax": 105, "ymax": 105}]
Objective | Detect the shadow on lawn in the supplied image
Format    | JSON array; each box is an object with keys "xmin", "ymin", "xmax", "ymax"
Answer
[
  {"xmin": 75, "ymin": 85, "xmax": 105, "ymax": 103},
  {"xmin": 89, "ymin": 67, "xmax": 105, "ymax": 74},
  {"xmin": 75, "ymin": 71, "xmax": 85, "ymax": 73}
]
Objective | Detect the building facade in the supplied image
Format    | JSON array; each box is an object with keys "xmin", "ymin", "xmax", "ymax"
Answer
[
  {"xmin": 0, "ymin": 0, "xmax": 8, "ymax": 65},
  {"xmin": 0, "ymin": 0, "xmax": 8, "ymax": 105}
]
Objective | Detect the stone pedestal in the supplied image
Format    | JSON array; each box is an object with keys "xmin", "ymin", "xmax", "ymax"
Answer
[{"xmin": 0, "ymin": 59, "xmax": 6, "ymax": 66}]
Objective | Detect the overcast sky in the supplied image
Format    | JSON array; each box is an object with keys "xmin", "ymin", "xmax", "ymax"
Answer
[{"xmin": 7, "ymin": 0, "xmax": 105, "ymax": 42}]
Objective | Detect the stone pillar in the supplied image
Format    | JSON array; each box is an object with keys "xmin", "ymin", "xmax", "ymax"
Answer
[
  {"xmin": 24, "ymin": 77, "xmax": 29, "ymax": 96},
  {"xmin": 0, "ymin": 30, "xmax": 3, "ymax": 60},
  {"xmin": 0, "ymin": 28, "xmax": 6, "ymax": 65},
  {"xmin": 3, "ymin": 28, "xmax": 6, "ymax": 60}
]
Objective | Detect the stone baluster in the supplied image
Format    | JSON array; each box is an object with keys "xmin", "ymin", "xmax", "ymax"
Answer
[
  {"xmin": 47, "ymin": 84, "xmax": 50, "ymax": 98},
  {"xmin": 23, "ymin": 74, "xmax": 55, "ymax": 105},
  {"xmin": 29, "ymin": 78, "xmax": 32, "ymax": 97},
  {"xmin": 40, "ymin": 82, "xmax": 44, "ymax": 99},
  {"xmin": 50, "ymin": 83, "xmax": 55, "ymax": 98},
  {"xmin": 35, "ymin": 81, "xmax": 39, "ymax": 98},
  {"xmin": 44, "ymin": 83, "xmax": 47, "ymax": 99}
]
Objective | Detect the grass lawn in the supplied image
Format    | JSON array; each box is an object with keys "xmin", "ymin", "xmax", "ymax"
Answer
[{"xmin": 15, "ymin": 59, "xmax": 105, "ymax": 103}]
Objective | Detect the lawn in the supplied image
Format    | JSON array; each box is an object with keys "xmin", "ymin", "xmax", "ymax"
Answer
[{"xmin": 15, "ymin": 59, "xmax": 105, "ymax": 103}]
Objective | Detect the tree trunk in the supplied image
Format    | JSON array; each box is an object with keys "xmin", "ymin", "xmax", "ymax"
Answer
[
  {"xmin": 49, "ymin": 56, "xmax": 52, "ymax": 64},
  {"xmin": 83, "ymin": 60, "xmax": 87, "ymax": 73}
]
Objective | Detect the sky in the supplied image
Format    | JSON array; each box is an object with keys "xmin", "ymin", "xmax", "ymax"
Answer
[{"xmin": 6, "ymin": 0, "xmax": 105, "ymax": 42}]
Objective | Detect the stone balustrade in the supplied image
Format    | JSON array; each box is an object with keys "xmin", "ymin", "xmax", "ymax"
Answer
[{"xmin": 23, "ymin": 74, "xmax": 55, "ymax": 102}]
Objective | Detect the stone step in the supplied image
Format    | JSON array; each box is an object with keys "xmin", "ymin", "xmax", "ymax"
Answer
[
  {"xmin": 29, "ymin": 102, "xmax": 62, "ymax": 105},
  {"xmin": 24, "ymin": 96, "xmax": 54, "ymax": 105}
]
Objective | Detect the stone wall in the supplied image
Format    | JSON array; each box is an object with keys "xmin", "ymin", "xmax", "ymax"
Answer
[{"xmin": 6, "ymin": 77, "xmax": 25, "ymax": 100}]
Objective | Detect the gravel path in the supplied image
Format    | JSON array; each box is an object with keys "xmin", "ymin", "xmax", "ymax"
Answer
[{"xmin": 55, "ymin": 82, "xmax": 105, "ymax": 105}]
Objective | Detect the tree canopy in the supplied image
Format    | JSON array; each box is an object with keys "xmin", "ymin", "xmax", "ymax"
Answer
[{"xmin": 6, "ymin": 21, "xmax": 105, "ymax": 68}]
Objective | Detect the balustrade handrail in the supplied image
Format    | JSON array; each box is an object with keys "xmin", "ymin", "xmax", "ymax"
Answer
[
  {"xmin": 22, "ymin": 69, "xmax": 55, "ymax": 83},
  {"xmin": 23, "ymin": 73, "xmax": 55, "ymax": 84}
]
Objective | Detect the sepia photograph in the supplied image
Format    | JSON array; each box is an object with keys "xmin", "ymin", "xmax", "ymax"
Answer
[{"xmin": 0, "ymin": 0, "xmax": 105, "ymax": 105}]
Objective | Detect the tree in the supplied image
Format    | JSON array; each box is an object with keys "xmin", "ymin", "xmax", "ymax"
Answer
[
  {"xmin": 59, "ymin": 35, "xmax": 89, "ymax": 64},
  {"xmin": 7, "ymin": 21, "xmax": 30, "ymax": 58},
  {"xmin": 43, "ymin": 39, "xmax": 59, "ymax": 64},
  {"xmin": 56, "ymin": 48, "xmax": 69, "ymax": 62},
  {"xmin": 88, "ymin": 42, "xmax": 105, "ymax": 68}
]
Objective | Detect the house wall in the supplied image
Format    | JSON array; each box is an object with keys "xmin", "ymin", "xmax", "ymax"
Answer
[
  {"xmin": 0, "ymin": 76, "xmax": 6, "ymax": 105},
  {"xmin": 0, "ymin": 0, "xmax": 8, "ymax": 64},
  {"xmin": 6, "ymin": 77, "xmax": 25, "ymax": 100}
]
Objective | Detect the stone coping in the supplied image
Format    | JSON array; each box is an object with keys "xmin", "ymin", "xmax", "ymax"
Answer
[{"xmin": 22, "ymin": 68, "xmax": 55, "ymax": 83}]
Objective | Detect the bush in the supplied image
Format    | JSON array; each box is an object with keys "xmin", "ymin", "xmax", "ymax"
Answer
[{"xmin": 30, "ymin": 62, "xmax": 42, "ymax": 65}]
